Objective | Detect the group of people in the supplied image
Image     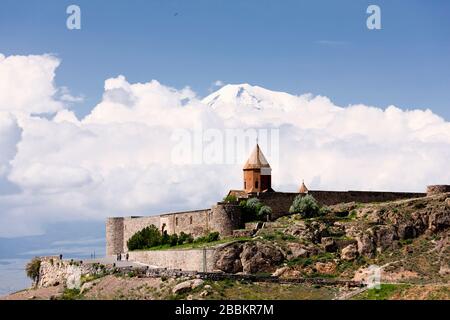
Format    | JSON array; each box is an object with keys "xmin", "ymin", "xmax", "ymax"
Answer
[{"xmin": 116, "ymin": 252, "xmax": 129, "ymax": 261}]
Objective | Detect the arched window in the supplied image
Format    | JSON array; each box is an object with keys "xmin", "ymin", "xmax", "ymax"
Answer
[
  {"xmin": 175, "ymin": 217, "xmax": 178, "ymax": 226},
  {"xmin": 255, "ymin": 180, "xmax": 259, "ymax": 189},
  {"xmin": 190, "ymin": 216, "xmax": 193, "ymax": 224}
]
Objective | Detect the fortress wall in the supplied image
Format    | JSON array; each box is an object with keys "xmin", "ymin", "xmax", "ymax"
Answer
[
  {"xmin": 106, "ymin": 217, "xmax": 124, "ymax": 256},
  {"xmin": 122, "ymin": 216, "xmax": 161, "ymax": 253},
  {"xmin": 210, "ymin": 203, "xmax": 242, "ymax": 236},
  {"xmin": 128, "ymin": 248, "xmax": 216, "ymax": 272},
  {"xmin": 309, "ymin": 190, "xmax": 426, "ymax": 206},
  {"xmin": 257, "ymin": 192, "xmax": 298, "ymax": 220},
  {"xmin": 160, "ymin": 209, "xmax": 211, "ymax": 237},
  {"xmin": 257, "ymin": 190, "xmax": 426, "ymax": 220},
  {"xmin": 427, "ymin": 185, "xmax": 450, "ymax": 196}
]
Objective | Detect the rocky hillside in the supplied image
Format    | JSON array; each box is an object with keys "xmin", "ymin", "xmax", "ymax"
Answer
[
  {"xmin": 2, "ymin": 193, "xmax": 449, "ymax": 300},
  {"xmin": 213, "ymin": 192, "xmax": 450, "ymax": 283}
]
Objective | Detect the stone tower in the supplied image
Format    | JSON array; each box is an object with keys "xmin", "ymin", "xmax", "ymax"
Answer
[{"xmin": 243, "ymin": 144, "xmax": 272, "ymax": 193}]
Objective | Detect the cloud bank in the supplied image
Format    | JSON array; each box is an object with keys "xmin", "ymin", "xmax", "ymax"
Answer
[{"xmin": 0, "ymin": 53, "xmax": 449, "ymax": 237}]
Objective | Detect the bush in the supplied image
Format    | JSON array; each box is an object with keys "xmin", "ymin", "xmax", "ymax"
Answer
[
  {"xmin": 289, "ymin": 194, "xmax": 320, "ymax": 218},
  {"xmin": 161, "ymin": 231, "xmax": 170, "ymax": 245},
  {"xmin": 223, "ymin": 194, "xmax": 237, "ymax": 203},
  {"xmin": 178, "ymin": 232, "xmax": 189, "ymax": 245},
  {"xmin": 26, "ymin": 257, "xmax": 41, "ymax": 284},
  {"xmin": 127, "ymin": 225, "xmax": 162, "ymax": 250},
  {"xmin": 240, "ymin": 198, "xmax": 268, "ymax": 222},
  {"xmin": 206, "ymin": 231, "xmax": 220, "ymax": 242},
  {"xmin": 258, "ymin": 205, "xmax": 272, "ymax": 219},
  {"xmin": 246, "ymin": 198, "xmax": 262, "ymax": 211},
  {"xmin": 169, "ymin": 233, "xmax": 179, "ymax": 246}
]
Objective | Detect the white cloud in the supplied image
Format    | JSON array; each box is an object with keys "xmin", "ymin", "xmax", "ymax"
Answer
[
  {"xmin": 0, "ymin": 53, "xmax": 449, "ymax": 237},
  {"xmin": 0, "ymin": 54, "xmax": 63, "ymax": 115}
]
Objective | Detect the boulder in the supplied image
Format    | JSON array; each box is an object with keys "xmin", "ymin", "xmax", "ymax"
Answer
[
  {"xmin": 321, "ymin": 237, "xmax": 337, "ymax": 252},
  {"xmin": 240, "ymin": 242, "xmax": 285, "ymax": 274},
  {"xmin": 80, "ymin": 281, "xmax": 94, "ymax": 294},
  {"xmin": 191, "ymin": 279, "xmax": 204, "ymax": 289},
  {"xmin": 172, "ymin": 279, "xmax": 203, "ymax": 294},
  {"xmin": 213, "ymin": 243, "xmax": 243, "ymax": 273},
  {"xmin": 314, "ymin": 262, "xmax": 336, "ymax": 275},
  {"xmin": 341, "ymin": 244, "xmax": 358, "ymax": 261},
  {"xmin": 429, "ymin": 210, "xmax": 450, "ymax": 232},
  {"xmin": 356, "ymin": 233, "xmax": 375, "ymax": 257},
  {"xmin": 172, "ymin": 280, "xmax": 193, "ymax": 294},
  {"xmin": 272, "ymin": 267, "xmax": 289, "ymax": 277},
  {"xmin": 286, "ymin": 242, "xmax": 309, "ymax": 259},
  {"xmin": 373, "ymin": 225, "xmax": 397, "ymax": 250}
]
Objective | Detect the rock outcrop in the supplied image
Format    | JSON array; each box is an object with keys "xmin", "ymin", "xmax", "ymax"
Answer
[{"xmin": 213, "ymin": 241, "xmax": 284, "ymax": 274}]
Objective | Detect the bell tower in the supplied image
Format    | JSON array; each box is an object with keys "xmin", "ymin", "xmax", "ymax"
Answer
[{"xmin": 243, "ymin": 144, "xmax": 272, "ymax": 193}]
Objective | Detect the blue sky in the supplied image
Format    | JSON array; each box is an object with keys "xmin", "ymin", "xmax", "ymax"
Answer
[{"xmin": 1, "ymin": 0, "xmax": 449, "ymax": 119}]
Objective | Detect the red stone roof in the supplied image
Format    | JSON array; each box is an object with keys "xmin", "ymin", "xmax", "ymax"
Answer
[
  {"xmin": 243, "ymin": 144, "xmax": 271, "ymax": 170},
  {"xmin": 299, "ymin": 181, "xmax": 309, "ymax": 193}
]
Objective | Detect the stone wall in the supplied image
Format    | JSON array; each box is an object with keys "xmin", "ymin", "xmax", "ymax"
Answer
[
  {"xmin": 106, "ymin": 217, "xmax": 124, "ymax": 256},
  {"xmin": 209, "ymin": 203, "xmax": 243, "ymax": 236},
  {"xmin": 107, "ymin": 189, "xmax": 427, "ymax": 255},
  {"xmin": 427, "ymin": 185, "xmax": 450, "ymax": 196},
  {"xmin": 122, "ymin": 216, "xmax": 161, "ymax": 253},
  {"xmin": 128, "ymin": 248, "xmax": 216, "ymax": 272},
  {"xmin": 160, "ymin": 209, "xmax": 210, "ymax": 238},
  {"xmin": 37, "ymin": 256, "xmax": 94, "ymax": 288},
  {"xmin": 257, "ymin": 190, "xmax": 426, "ymax": 220}
]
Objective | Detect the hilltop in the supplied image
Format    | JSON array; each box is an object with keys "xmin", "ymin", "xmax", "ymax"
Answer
[{"xmin": 2, "ymin": 192, "xmax": 449, "ymax": 300}]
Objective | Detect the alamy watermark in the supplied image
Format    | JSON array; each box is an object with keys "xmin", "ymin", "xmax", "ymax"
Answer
[
  {"xmin": 66, "ymin": 5, "xmax": 81, "ymax": 30},
  {"xmin": 365, "ymin": 265, "xmax": 381, "ymax": 289},
  {"xmin": 367, "ymin": 5, "xmax": 382, "ymax": 30},
  {"xmin": 170, "ymin": 127, "xmax": 280, "ymax": 168}
]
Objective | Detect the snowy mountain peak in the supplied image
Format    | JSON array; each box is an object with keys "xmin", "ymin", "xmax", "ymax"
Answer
[{"xmin": 202, "ymin": 83, "xmax": 298, "ymax": 111}]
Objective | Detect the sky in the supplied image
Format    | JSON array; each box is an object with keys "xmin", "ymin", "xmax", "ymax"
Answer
[
  {"xmin": 0, "ymin": 2, "xmax": 449, "ymax": 294},
  {"xmin": 1, "ymin": 0, "xmax": 449, "ymax": 119}
]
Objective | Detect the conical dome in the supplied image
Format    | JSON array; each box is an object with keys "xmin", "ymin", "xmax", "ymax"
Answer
[
  {"xmin": 299, "ymin": 180, "xmax": 309, "ymax": 193},
  {"xmin": 243, "ymin": 144, "xmax": 271, "ymax": 170}
]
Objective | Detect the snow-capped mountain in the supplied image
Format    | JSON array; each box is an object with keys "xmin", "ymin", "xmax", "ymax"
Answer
[{"xmin": 202, "ymin": 84, "xmax": 300, "ymax": 112}]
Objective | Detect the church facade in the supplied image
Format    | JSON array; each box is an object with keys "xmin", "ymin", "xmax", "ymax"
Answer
[{"xmin": 106, "ymin": 144, "xmax": 429, "ymax": 256}]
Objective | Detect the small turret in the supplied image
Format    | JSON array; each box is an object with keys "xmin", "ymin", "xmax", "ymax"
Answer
[{"xmin": 299, "ymin": 180, "xmax": 309, "ymax": 194}]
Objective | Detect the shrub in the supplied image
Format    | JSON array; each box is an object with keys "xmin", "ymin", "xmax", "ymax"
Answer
[
  {"xmin": 127, "ymin": 225, "xmax": 162, "ymax": 251},
  {"xmin": 246, "ymin": 198, "xmax": 262, "ymax": 211},
  {"xmin": 223, "ymin": 194, "xmax": 237, "ymax": 203},
  {"xmin": 240, "ymin": 198, "xmax": 267, "ymax": 222},
  {"xmin": 206, "ymin": 231, "xmax": 220, "ymax": 242},
  {"xmin": 26, "ymin": 257, "xmax": 41, "ymax": 284},
  {"xmin": 257, "ymin": 205, "xmax": 272, "ymax": 219},
  {"xmin": 178, "ymin": 232, "xmax": 189, "ymax": 245},
  {"xmin": 169, "ymin": 233, "xmax": 179, "ymax": 247},
  {"xmin": 161, "ymin": 231, "xmax": 170, "ymax": 245},
  {"xmin": 289, "ymin": 194, "xmax": 320, "ymax": 218},
  {"xmin": 185, "ymin": 234, "xmax": 194, "ymax": 243}
]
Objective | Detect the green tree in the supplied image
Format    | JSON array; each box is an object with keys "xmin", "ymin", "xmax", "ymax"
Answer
[
  {"xmin": 289, "ymin": 194, "xmax": 320, "ymax": 218},
  {"xmin": 127, "ymin": 225, "xmax": 162, "ymax": 250},
  {"xmin": 223, "ymin": 194, "xmax": 237, "ymax": 203},
  {"xmin": 258, "ymin": 205, "xmax": 272, "ymax": 220},
  {"xmin": 26, "ymin": 257, "xmax": 41, "ymax": 286},
  {"xmin": 169, "ymin": 233, "xmax": 179, "ymax": 246}
]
